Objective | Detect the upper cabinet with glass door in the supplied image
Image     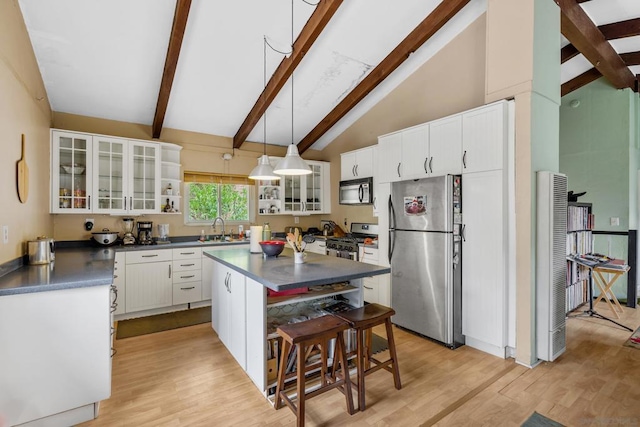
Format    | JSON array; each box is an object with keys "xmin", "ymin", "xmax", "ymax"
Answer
[
  {"xmin": 129, "ymin": 141, "xmax": 160, "ymax": 214},
  {"xmin": 52, "ymin": 129, "xmax": 160, "ymax": 214},
  {"xmin": 280, "ymin": 160, "xmax": 330, "ymax": 215},
  {"xmin": 51, "ymin": 130, "xmax": 93, "ymax": 213}
]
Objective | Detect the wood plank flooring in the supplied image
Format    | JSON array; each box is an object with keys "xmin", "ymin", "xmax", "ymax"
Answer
[{"xmin": 79, "ymin": 303, "xmax": 640, "ymax": 426}]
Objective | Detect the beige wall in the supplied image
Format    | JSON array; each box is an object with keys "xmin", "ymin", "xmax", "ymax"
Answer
[{"xmin": 0, "ymin": 0, "xmax": 53, "ymax": 264}]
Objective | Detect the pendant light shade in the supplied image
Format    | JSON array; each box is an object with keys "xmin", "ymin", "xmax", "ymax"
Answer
[
  {"xmin": 273, "ymin": 144, "xmax": 312, "ymax": 175},
  {"xmin": 249, "ymin": 154, "xmax": 280, "ymax": 180}
]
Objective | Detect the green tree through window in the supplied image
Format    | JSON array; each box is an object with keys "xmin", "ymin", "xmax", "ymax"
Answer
[{"xmin": 186, "ymin": 183, "xmax": 250, "ymax": 223}]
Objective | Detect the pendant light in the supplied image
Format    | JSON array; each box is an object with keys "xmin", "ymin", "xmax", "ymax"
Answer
[
  {"xmin": 273, "ymin": 0, "xmax": 311, "ymax": 176},
  {"xmin": 249, "ymin": 37, "xmax": 280, "ymax": 181}
]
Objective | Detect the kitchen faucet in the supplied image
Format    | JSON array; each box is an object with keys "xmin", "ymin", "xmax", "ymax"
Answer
[{"xmin": 212, "ymin": 217, "xmax": 225, "ymax": 240}]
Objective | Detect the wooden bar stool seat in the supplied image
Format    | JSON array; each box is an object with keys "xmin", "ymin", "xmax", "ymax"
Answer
[
  {"xmin": 274, "ymin": 315, "xmax": 355, "ymax": 426},
  {"xmin": 332, "ymin": 303, "xmax": 401, "ymax": 411}
]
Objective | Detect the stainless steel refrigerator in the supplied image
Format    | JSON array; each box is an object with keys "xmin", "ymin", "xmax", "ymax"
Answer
[{"xmin": 389, "ymin": 175, "xmax": 464, "ymax": 348}]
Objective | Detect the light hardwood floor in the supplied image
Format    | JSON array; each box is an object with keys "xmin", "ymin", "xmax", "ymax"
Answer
[{"xmin": 81, "ymin": 303, "xmax": 640, "ymax": 427}]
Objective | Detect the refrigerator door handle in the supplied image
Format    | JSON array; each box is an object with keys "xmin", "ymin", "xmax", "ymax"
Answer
[{"xmin": 388, "ymin": 195, "xmax": 396, "ymax": 263}]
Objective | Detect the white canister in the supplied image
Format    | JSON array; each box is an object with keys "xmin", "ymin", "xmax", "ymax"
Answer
[{"xmin": 250, "ymin": 226, "xmax": 263, "ymax": 253}]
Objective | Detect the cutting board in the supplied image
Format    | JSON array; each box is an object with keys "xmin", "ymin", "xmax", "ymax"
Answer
[{"xmin": 17, "ymin": 134, "xmax": 29, "ymax": 203}]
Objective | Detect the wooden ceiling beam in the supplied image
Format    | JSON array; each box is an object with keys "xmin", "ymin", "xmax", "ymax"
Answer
[
  {"xmin": 621, "ymin": 51, "xmax": 640, "ymax": 66},
  {"xmin": 232, "ymin": 0, "xmax": 343, "ymax": 149},
  {"xmin": 561, "ymin": 67, "xmax": 601, "ymax": 96},
  {"xmin": 562, "ymin": 18, "xmax": 640, "ymax": 64},
  {"xmin": 152, "ymin": 0, "xmax": 192, "ymax": 139},
  {"xmin": 297, "ymin": 0, "xmax": 470, "ymax": 154},
  {"xmin": 558, "ymin": 0, "xmax": 635, "ymax": 90}
]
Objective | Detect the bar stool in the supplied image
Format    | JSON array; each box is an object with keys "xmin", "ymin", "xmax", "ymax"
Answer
[
  {"xmin": 332, "ymin": 303, "xmax": 401, "ymax": 411},
  {"xmin": 274, "ymin": 315, "xmax": 355, "ymax": 426}
]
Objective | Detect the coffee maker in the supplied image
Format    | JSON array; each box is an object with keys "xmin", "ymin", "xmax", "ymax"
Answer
[{"xmin": 137, "ymin": 221, "xmax": 153, "ymax": 245}]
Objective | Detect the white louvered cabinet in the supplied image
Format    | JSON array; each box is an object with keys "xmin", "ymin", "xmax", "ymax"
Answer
[{"xmin": 125, "ymin": 249, "xmax": 173, "ymax": 313}]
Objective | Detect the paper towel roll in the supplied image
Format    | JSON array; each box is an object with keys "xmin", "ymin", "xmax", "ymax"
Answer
[{"xmin": 250, "ymin": 226, "xmax": 263, "ymax": 253}]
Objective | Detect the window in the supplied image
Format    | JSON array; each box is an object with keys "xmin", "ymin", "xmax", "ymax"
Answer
[{"xmin": 183, "ymin": 172, "xmax": 254, "ymax": 225}]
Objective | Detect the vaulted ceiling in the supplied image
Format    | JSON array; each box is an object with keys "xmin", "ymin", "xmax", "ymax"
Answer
[{"xmin": 17, "ymin": 0, "xmax": 640, "ymax": 155}]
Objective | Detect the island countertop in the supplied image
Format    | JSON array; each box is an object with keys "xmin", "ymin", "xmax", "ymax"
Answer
[{"xmin": 203, "ymin": 247, "xmax": 390, "ymax": 292}]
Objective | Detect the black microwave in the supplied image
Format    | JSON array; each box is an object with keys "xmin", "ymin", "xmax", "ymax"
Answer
[{"xmin": 339, "ymin": 177, "xmax": 373, "ymax": 205}]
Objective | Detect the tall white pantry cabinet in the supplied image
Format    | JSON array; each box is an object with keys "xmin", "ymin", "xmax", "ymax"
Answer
[{"xmin": 378, "ymin": 100, "xmax": 515, "ymax": 359}]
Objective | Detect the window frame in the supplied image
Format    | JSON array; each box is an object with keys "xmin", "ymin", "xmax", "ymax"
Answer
[{"xmin": 182, "ymin": 181, "xmax": 255, "ymax": 227}]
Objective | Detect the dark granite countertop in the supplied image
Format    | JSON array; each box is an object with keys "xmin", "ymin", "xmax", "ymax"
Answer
[
  {"xmin": 203, "ymin": 247, "xmax": 390, "ymax": 292},
  {"xmin": 0, "ymin": 247, "xmax": 116, "ymax": 296},
  {"xmin": 0, "ymin": 239, "xmax": 251, "ymax": 296}
]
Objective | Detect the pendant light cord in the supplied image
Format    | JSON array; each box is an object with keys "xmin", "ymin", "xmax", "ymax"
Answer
[{"xmin": 263, "ymin": 36, "xmax": 267, "ymax": 156}]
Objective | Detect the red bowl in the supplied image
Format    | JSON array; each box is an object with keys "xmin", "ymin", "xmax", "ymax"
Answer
[{"xmin": 259, "ymin": 240, "xmax": 285, "ymax": 257}]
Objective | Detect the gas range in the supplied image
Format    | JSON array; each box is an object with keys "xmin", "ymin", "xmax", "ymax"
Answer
[{"xmin": 325, "ymin": 223, "xmax": 378, "ymax": 258}]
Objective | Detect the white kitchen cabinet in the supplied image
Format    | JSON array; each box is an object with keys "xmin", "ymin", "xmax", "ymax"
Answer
[
  {"xmin": 429, "ymin": 114, "xmax": 463, "ymax": 175},
  {"xmin": 462, "ymin": 170, "xmax": 506, "ymax": 355},
  {"xmin": 172, "ymin": 248, "xmax": 203, "ymax": 305},
  {"xmin": 281, "ymin": 160, "xmax": 330, "ymax": 215},
  {"xmin": 52, "ymin": 129, "xmax": 161, "ymax": 214},
  {"xmin": 400, "ymin": 124, "xmax": 430, "ymax": 180},
  {"xmin": 125, "ymin": 249, "xmax": 173, "ymax": 313},
  {"xmin": 340, "ymin": 146, "xmax": 374, "ymax": 180},
  {"xmin": 0, "ymin": 286, "xmax": 111, "ymax": 426},
  {"xmin": 212, "ymin": 260, "xmax": 246, "ymax": 369},
  {"xmin": 462, "ymin": 101, "xmax": 508, "ymax": 173},
  {"xmin": 51, "ymin": 130, "xmax": 93, "ymax": 213},
  {"xmin": 377, "ymin": 132, "xmax": 402, "ymax": 184},
  {"xmin": 113, "ymin": 251, "xmax": 126, "ymax": 316},
  {"xmin": 358, "ymin": 246, "xmax": 390, "ymax": 306},
  {"xmin": 460, "ymin": 99, "xmax": 512, "ymax": 359}
]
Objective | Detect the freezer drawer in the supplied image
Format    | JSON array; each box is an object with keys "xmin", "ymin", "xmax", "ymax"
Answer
[{"xmin": 390, "ymin": 230, "xmax": 453, "ymax": 344}]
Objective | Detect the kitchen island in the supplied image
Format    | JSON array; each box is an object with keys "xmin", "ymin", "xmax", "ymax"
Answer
[{"xmin": 203, "ymin": 247, "xmax": 390, "ymax": 397}]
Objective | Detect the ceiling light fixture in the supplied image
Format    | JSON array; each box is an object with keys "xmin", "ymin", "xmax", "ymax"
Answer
[
  {"xmin": 274, "ymin": 0, "xmax": 312, "ymax": 176},
  {"xmin": 249, "ymin": 37, "xmax": 281, "ymax": 181}
]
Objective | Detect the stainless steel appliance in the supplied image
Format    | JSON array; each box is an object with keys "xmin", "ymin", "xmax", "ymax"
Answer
[
  {"xmin": 339, "ymin": 177, "xmax": 373, "ymax": 205},
  {"xmin": 157, "ymin": 223, "xmax": 170, "ymax": 244},
  {"xmin": 122, "ymin": 217, "xmax": 136, "ymax": 245},
  {"xmin": 27, "ymin": 237, "xmax": 55, "ymax": 265},
  {"xmin": 326, "ymin": 223, "xmax": 378, "ymax": 260},
  {"xmin": 389, "ymin": 175, "xmax": 464, "ymax": 348},
  {"xmin": 137, "ymin": 221, "xmax": 153, "ymax": 245}
]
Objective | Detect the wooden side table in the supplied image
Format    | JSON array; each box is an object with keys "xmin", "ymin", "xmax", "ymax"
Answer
[{"xmin": 592, "ymin": 265, "xmax": 630, "ymax": 319}]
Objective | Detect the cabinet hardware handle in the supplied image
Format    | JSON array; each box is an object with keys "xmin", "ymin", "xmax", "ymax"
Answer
[
  {"xmin": 180, "ymin": 252, "xmax": 195, "ymax": 255},
  {"xmin": 462, "ymin": 150, "xmax": 467, "ymax": 169},
  {"xmin": 113, "ymin": 274, "xmax": 118, "ymax": 279},
  {"xmin": 181, "ymin": 286, "xmax": 196, "ymax": 290},
  {"xmin": 142, "ymin": 254, "xmax": 158, "ymax": 257},
  {"xmin": 461, "ymin": 224, "xmax": 466, "ymax": 242},
  {"xmin": 181, "ymin": 263, "xmax": 195, "ymax": 267},
  {"xmin": 365, "ymin": 251, "xmax": 373, "ymax": 255},
  {"xmin": 355, "ymin": 164, "xmax": 359, "ymax": 176},
  {"xmin": 423, "ymin": 158, "xmax": 428, "ymax": 174},
  {"xmin": 397, "ymin": 163, "xmax": 401, "ymax": 177},
  {"xmin": 124, "ymin": 197, "xmax": 127, "ymax": 210},
  {"xmin": 352, "ymin": 165, "xmax": 355, "ymax": 176},
  {"xmin": 180, "ymin": 275, "xmax": 195, "ymax": 279},
  {"xmin": 88, "ymin": 195, "xmax": 91, "ymax": 209},
  {"xmin": 363, "ymin": 285, "xmax": 373, "ymax": 290},
  {"xmin": 373, "ymin": 196, "xmax": 377, "ymax": 209},
  {"xmin": 429, "ymin": 157, "xmax": 433, "ymax": 173},
  {"xmin": 169, "ymin": 265, "xmax": 172, "ymax": 278},
  {"xmin": 130, "ymin": 197, "xmax": 133, "ymax": 209}
]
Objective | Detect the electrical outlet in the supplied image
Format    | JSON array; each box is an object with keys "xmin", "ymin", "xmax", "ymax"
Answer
[
  {"xmin": 2, "ymin": 226, "xmax": 8, "ymax": 244},
  {"xmin": 294, "ymin": 217, "xmax": 299, "ymax": 224},
  {"xmin": 610, "ymin": 217, "xmax": 620, "ymax": 226}
]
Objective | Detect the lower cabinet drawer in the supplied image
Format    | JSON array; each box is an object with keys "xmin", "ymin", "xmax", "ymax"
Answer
[
  {"xmin": 173, "ymin": 281, "xmax": 202, "ymax": 305},
  {"xmin": 173, "ymin": 258, "xmax": 202, "ymax": 272},
  {"xmin": 173, "ymin": 269, "xmax": 202, "ymax": 284}
]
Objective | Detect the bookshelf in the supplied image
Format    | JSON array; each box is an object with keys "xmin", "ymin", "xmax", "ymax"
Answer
[{"xmin": 566, "ymin": 202, "xmax": 594, "ymax": 312}]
